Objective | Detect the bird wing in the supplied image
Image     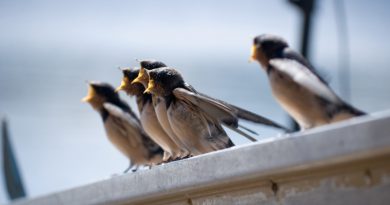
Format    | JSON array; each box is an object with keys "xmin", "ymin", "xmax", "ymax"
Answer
[
  {"xmin": 103, "ymin": 103, "xmax": 143, "ymax": 147},
  {"xmin": 173, "ymin": 88, "xmax": 259, "ymax": 142},
  {"xmin": 173, "ymin": 88, "xmax": 238, "ymax": 126},
  {"xmin": 216, "ymin": 100, "xmax": 290, "ymax": 132},
  {"xmin": 168, "ymin": 93, "xmax": 234, "ymax": 153},
  {"xmin": 283, "ymin": 48, "xmax": 329, "ymax": 84},
  {"xmin": 269, "ymin": 58, "xmax": 341, "ymax": 104},
  {"xmin": 184, "ymin": 84, "xmax": 290, "ymax": 132}
]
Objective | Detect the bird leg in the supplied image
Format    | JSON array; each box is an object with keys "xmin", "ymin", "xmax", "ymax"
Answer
[
  {"xmin": 177, "ymin": 154, "xmax": 192, "ymax": 160},
  {"xmin": 130, "ymin": 165, "xmax": 139, "ymax": 173},
  {"xmin": 162, "ymin": 151, "xmax": 171, "ymax": 162},
  {"xmin": 123, "ymin": 161, "xmax": 134, "ymax": 173}
]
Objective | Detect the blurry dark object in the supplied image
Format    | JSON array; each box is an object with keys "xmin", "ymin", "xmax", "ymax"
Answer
[
  {"xmin": 289, "ymin": 0, "xmax": 315, "ymax": 59},
  {"xmin": 288, "ymin": 0, "xmax": 316, "ymax": 131},
  {"xmin": 2, "ymin": 118, "xmax": 27, "ymax": 200}
]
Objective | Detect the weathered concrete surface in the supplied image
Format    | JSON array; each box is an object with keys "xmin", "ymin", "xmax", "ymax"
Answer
[{"xmin": 11, "ymin": 111, "xmax": 390, "ymax": 205}]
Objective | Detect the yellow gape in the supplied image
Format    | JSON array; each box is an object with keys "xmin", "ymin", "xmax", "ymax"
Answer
[
  {"xmin": 81, "ymin": 85, "xmax": 96, "ymax": 102},
  {"xmin": 115, "ymin": 77, "xmax": 129, "ymax": 92},
  {"xmin": 249, "ymin": 45, "xmax": 258, "ymax": 62},
  {"xmin": 144, "ymin": 79, "xmax": 156, "ymax": 94},
  {"xmin": 132, "ymin": 67, "xmax": 148, "ymax": 87}
]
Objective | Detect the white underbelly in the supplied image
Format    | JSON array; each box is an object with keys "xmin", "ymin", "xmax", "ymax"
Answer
[
  {"xmin": 140, "ymin": 102, "xmax": 180, "ymax": 156},
  {"xmin": 154, "ymin": 97, "xmax": 189, "ymax": 154}
]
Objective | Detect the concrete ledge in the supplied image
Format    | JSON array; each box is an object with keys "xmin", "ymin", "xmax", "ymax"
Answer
[{"xmin": 12, "ymin": 111, "xmax": 390, "ymax": 205}]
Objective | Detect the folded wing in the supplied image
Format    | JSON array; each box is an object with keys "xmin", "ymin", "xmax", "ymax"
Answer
[
  {"xmin": 269, "ymin": 59, "xmax": 341, "ymax": 104},
  {"xmin": 173, "ymin": 88, "xmax": 258, "ymax": 141},
  {"xmin": 103, "ymin": 103, "xmax": 143, "ymax": 147}
]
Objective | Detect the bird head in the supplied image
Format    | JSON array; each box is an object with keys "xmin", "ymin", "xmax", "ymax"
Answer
[
  {"xmin": 82, "ymin": 81, "xmax": 119, "ymax": 110},
  {"xmin": 116, "ymin": 68, "xmax": 145, "ymax": 96},
  {"xmin": 139, "ymin": 59, "xmax": 167, "ymax": 70},
  {"xmin": 251, "ymin": 34, "xmax": 288, "ymax": 69},
  {"xmin": 144, "ymin": 67, "xmax": 184, "ymax": 97},
  {"xmin": 132, "ymin": 59, "xmax": 167, "ymax": 88}
]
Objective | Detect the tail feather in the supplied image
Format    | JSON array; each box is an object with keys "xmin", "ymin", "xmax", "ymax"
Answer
[
  {"xmin": 343, "ymin": 104, "xmax": 366, "ymax": 116},
  {"xmin": 227, "ymin": 139, "xmax": 235, "ymax": 147},
  {"xmin": 233, "ymin": 106, "xmax": 291, "ymax": 132}
]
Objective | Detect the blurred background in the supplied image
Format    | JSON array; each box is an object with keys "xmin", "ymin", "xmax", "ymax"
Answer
[{"xmin": 0, "ymin": 0, "xmax": 389, "ymax": 203}]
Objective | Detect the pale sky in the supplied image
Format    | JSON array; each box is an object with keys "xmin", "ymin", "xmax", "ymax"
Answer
[{"xmin": 0, "ymin": 0, "xmax": 389, "ymax": 203}]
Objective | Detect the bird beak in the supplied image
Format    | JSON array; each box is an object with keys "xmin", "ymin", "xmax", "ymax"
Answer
[
  {"xmin": 144, "ymin": 79, "xmax": 156, "ymax": 94},
  {"xmin": 131, "ymin": 76, "xmax": 142, "ymax": 85},
  {"xmin": 81, "ymin": 96, "xmax": 91, "ymax": 102},
  {"xmin": 81, "ymin": 85, "xmax": 95, "ymax": 102},
  {"xmin": 115, "ymin": 79, "xmax": 127, "ymax": 93},
  {"xmin": 132, "ymin": 67, "xmax": 147, "ymax": 86},
  {"xmin": 249, "ymin": 45, "xmax": 257, "ymax": 62}
]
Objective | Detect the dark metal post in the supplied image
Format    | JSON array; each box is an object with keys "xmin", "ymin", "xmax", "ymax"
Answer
[
  {"xmin": 2, "ymin": 118, "xmax": 26, "ymax": 200},
  {"xmin": 288, "ymin": 0, "xmax": 316, "ymax": 131}
]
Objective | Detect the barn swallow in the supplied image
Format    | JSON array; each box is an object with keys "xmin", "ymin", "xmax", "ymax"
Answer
[
  {"xmin": 250, "ymin": 34, "xmax": 365, "ymax": 130},
  {"xmin": 82, "ymin": 81, "xmax": 163, "ymax": 172},
  {"xmin": 132, "ymin": 60, "xmax": 192, "ymax": 156},
  {"xmin": 115, "ymin": 68, "xmax": 184, "ymax": 161},
  {"xmin": 144, "ymin": 67, "xmax": 235, "ymax": 155},
  {"xmin": 134, "ymin": 60, "xmax": 290, "ymax": 136}
]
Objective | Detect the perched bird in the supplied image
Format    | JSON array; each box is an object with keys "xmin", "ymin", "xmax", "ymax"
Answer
[
  {"xmin": 132, "ymin": 61, "xmax": 192, "ymax": 157},
  {"xmin": 144, "ymin": 67, "xmax": 235, "ymax": 155},
  {"xmin": 132, "ymin": 60, "xmax": 291, "ymax": 138},
  {"xmin": 115, "ymin": 68, "xmax": 184, "ymax": 161},
  {"xmin": 82, "ymin": 81, "xmax": 163, "ymax": 172},
  {"xmin": 250, "ymin": 34, "xmax": 365, "ymax": 130}
]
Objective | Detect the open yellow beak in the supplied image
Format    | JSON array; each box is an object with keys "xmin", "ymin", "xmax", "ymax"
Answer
[
  {"xmin": 115, "ymin": 78, "xmax": 127, "ymax": 93},
  {"xmin": 132, "ymin": 75, "xmax": 143, "ymax": 85},
  {"xmin": 81, "ymin": 86, "xmax": 95, "ymax": 102},
  {"xmin": 144, "ymin": 79, "xmax": 156, "ymax": 94},
  {"xmin": 132, "ymin": 67, "xmax": 148, "ymax": 87},
  {"xmin": 81, "ymin": 96, "xmax": 91, "ymax": 102},
  {"xmin": 249, "ymin": 45, "xmax": 257, "ymax": 62}
]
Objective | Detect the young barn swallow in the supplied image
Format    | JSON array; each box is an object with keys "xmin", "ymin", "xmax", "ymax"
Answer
[
  {"xmin": 144, "ymin": 67, "xmax": 235, "ymax": 155},
  {"xmin": 115, "ymin": 68, "xmax": 184, "ymax": 161},
  {"xmin": 132, "ymin": 60, "xmax": 192, "ymax": 156},
  {"xmin": 133, "ymin": 60, "xmax": 291, "ymax": 136},
  {"xmin": 250, "ymin": 34, "xmax": 365, "ymax": 130},
  {"xmin": 82, "ymin": 81, "xmax": 163, "ymax": 172}
]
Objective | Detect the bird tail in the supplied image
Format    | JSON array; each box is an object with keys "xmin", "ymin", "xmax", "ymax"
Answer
[
  {"xmin": 224, "ymin": 124, "xmax": 257, "ymax": 142},
  {"xmin": 341, "ymin": 102, "xmax": 366, "ymax": 116},
  {"xmin": 227, "ymin": 139, "xmax": 235, "ymax": 147},
  {"xmin": 233, "ymin": 106, "xmax": 292, "ymax": 132}
]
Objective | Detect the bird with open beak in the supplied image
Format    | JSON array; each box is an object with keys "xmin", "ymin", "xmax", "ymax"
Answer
[
  {"xmin": 115, "ymin": 68, "xmax": 184, "ymax": 162},
  {"xmin": 132, "ymin": 60, "xmax": 192, "ymax": 157},
  {"xmin": 250, "ymin": 34, "xmax": 365, "ymax": 130},
  {"xmin": 82, "ymin": 81, "xmax": 163, "ymax": 172},
  {"xmin": 144, "ymin": 67, "xmax": 235, "ymax": 155}
]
